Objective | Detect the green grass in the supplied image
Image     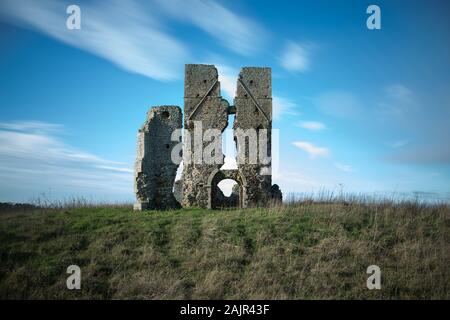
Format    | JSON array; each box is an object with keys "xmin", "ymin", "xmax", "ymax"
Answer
[{"xmin": 0, "ymin": 202, "xmax": 449, "ymax": 299}]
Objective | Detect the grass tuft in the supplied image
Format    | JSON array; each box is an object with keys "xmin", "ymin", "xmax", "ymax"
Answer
[{"xmin": 0, "ymin": 199, "xmax": 448, "ymax": 299}]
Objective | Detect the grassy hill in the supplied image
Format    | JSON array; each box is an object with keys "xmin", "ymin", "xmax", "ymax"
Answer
[{"xmin": 0, "ymin": 201, "xmax": 448, "ymax": 299}]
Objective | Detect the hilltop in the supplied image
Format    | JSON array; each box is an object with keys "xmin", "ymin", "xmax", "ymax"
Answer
[{"xmin": 0, "ymin": 202, "xmax": 448, "ymax": 299}]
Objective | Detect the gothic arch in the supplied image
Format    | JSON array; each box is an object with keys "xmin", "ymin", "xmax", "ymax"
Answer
[{"xmin": 207, "ymin": 169, "xmax": 247, "ymax": 209}]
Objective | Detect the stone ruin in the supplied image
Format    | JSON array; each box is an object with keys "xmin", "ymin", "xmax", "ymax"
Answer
[
  {"xmin": 134, "ymin": 106, "xmax": 182, "ymax": 210},
  {"xmin": 134, "ymin": 64, "xmax": 282, "ymax": 211}
]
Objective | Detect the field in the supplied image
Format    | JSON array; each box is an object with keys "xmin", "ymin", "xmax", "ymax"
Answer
[{"xmin": 0, "ymin": 200, "xmax": 449, "ymax": 299}]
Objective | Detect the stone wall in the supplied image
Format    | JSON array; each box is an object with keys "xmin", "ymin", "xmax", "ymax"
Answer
[
  {"xmin": 181, "ymin": 64, "xmax": 229, "ymax": 208},
  {"xmin": 134, "ymin": 106, "xmax": 182, "ymax": 211},
  {"xmin": 234, "ymin": 67, "xmax": 276, "ymax": 206},
  {"xmin": 134, "ymin": 64, "xmax": 282, "ymax": 211}
]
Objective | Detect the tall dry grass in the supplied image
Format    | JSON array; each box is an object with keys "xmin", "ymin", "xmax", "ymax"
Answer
[{"xmin": 0, "ymin": 196, "xmax": 448, "ymax": 299}]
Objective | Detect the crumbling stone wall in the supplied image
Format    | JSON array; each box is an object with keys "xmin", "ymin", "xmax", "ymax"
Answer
[
  {"xmin": 181, "ymin": 64, "xmax": 229, "ymax": 208},
  {"xmin": 134, "ymin": 64, "xmax": 282, "ymax": 211},
  {"xmin": 234, "ymin": 67, "xmax": 279, "ymax": 206},
  {"xmin": 134, "ymin": 106, "xmax": 182, "ymax": 211}
]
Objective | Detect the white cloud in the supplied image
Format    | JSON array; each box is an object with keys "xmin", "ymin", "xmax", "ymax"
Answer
[
  {"xmin": 95, "ymin": 165, "xmax": 134, "ymax": 174},
  {"xmin": 315, "ymin": 91, "xmax": 361, "ymax": 118},
  {"xmin": 386, "ymin": 84, "xmax": 413, "ymax": 102},
  {"xmin": 272, "ymin": 170, "xmax": 337, "ymax": 193},
  {"xmin": 334, "ymin": 162, "xmax": 353, "ymax": 173},
  {"xmin": 156, "ymin": 0, "xmax": 265, "ymax": 56},
  {"xmin": 0, "ymin": 0, "xmax": 189, "ymax": 81},
  {"xmin": 279, "ymin": 41, "xmax": 311, "ymax": 72},
  {"xmin": 379, "ymin": 85, "xmax": 450, "ymax": 164},
  {"xmin": 273, "ymin": 96, "xmax": 298, "ymax": 120},
  {"xmin": 216, "ymin": 64, "xmax": 239, "ymax": 102},
  {"xmin": 389, "ymin": 139, "xmax": 409, "ymax": 149},
  {"xmin": 0, "ymin": 120, "xmax": 133, "ymax": 202},
  {"xmin": 0, "ymin": 120, "xmax": 63, "ymax": 133},
  {"xmin": 378, "ymin": 84, "xmax": 416, "ymax": 116},
  {"xmin": 298, "ymin": 121, "xmax": 326, "ymax": 131},
  {"xmin": 293, "ymin": 141, "xmax": 330, "ymax": 158}
]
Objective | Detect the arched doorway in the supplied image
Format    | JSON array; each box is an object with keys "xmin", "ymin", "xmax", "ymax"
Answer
[
  {"xmin": 215, "ymin": 179, "xmax": 239, "ymax": 208},
  {"xmin": 207, "ymin": 169, "xmax": 246, "ymax": 209}
]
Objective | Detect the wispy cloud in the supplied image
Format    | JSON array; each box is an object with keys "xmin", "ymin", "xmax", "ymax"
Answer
[
  {"xmin": 389, "ymin": 139, "xmax": 409, "ymax": 149},
  {"xmin": 273, "ymin": 96, "xmax": 299, "ymax": 120},
  {"xmin": 378, "ymin": 84, "xmax": 416, "ymax": 116},
  {"xmin": 95, "ymin": 165, "xmax": 133, "ymax": 174},
  {"xmin": 386, "ymin": 84, "xmax": 413, "ymax": 102},
  {"xmin": 156, "ymin": 0, "xmax": 266, "ymax": 56},
  {"xmin": 379, "ymin": 85, "xmax": 450, "ymax": 165},
  {"xmin": 298, "ymin": 121, "xmax": 326, "ymax": 131},
  {"xmin": 0, "ymin": 0, "xmax": 189, "ymax": 81},
  {"xmin": 0, "ymin": 120, "xmax": 63, "ymax": 133},
  {"xmin": 273, "ymin": 169, "xmax": 337, "ymax": 192},
  {"xmin": 0, "ymin": 120, "xmax": 133, "ymax": 201},
  {"xmin": 216, "ymin": 64, "xmax": 239, "ymax": 102},
  {"xmin": 279, "ymin": 41, "xmax": 311, "ymax": 73},
  {"xmin": 315, "ymin": 90, "xmax": 362, "ymax": 118},
  {"xmin": 293, "ymin": 141, "xmax": 330, "ymax": 158},
  {"xmin": 334, "ymin": 162, "xmax": 353, "ymax": 173}
]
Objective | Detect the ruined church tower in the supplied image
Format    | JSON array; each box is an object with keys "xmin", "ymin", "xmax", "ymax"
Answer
[
  {"xmin": 134, "ymin": 64, "xmax": 281, "ymax": 211},
  {"xmin": 181, "ymin": 64, "xmax": 229, "ymax": 208}
]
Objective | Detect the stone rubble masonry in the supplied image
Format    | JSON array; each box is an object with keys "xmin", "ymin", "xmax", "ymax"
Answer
[
  {"xmin": 181, "ymin": 64, "xmax": 229, "ymax": 208},
  {"xmin": 134, "ymin": 106, "xmax": 182, "ymax": 211},
  {"xmin": 134, "ymin": 64, "xmax": 282, "ymax": 211},
  {"xmin": 234, "ymin": 67, "xmax": 275, "ymax": 207}
]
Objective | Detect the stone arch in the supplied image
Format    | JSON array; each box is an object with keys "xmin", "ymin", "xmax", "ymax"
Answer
[{"xmin": 207, "ymin": 169, "xmax": 247, "ymax": 209}]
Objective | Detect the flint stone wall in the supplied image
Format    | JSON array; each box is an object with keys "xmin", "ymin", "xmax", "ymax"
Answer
[
  {"xmin": 134, "ymin": 106, "xmax": 182, "ymax": 211},
  {"xmin": 134, "ymin": 64, "xmax": 282, "ymax": 211},
  {"xmin": 181, "ymin": 64, "xmax": 229, "ymax": 208},
  {"xmin": 234, "ymin": 67, "xmax": 275, "ymax": 206}
]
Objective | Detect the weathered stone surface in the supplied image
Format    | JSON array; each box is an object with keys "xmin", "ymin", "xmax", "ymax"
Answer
[
  {"xmin": 236, "ymin": 67, "xmax": 272, "ymax": 99},
  {"xmin": 134, "ymin": 64, "xmax": 282, "ymax": 210},
  {"xmin": 134, "ymin": 106, "xmax": 182, "ymax": 211},
  {"xmin": 173, "ymin": 179, "xmax": 183, "ymax": 205},
  {"xmin": 181, "ymin": 64, "xmax": 229, "ymax": 208},
  {"xmin": 234, "ymin": 67, "xmax": 274, "ymax": 207}
]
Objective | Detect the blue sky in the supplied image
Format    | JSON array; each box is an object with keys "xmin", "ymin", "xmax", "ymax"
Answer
[{"xmin": 0, "ymin": 0, "xmax": 449, "ymax": 203}]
